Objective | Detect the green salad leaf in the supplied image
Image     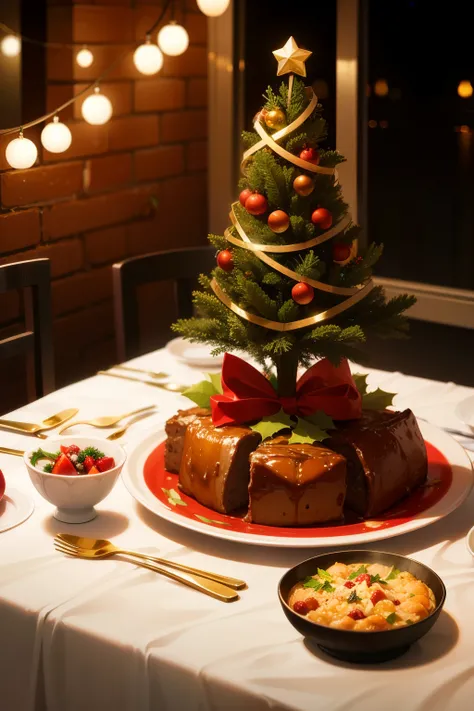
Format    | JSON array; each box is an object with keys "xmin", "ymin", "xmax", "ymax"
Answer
[
  {"xmin": 348, "ymin": 565, "xmax": 367, "ymax": 580},
  {"xmin": 303, "ymin": 577, "xmax": 323, "ymax": 591},
  {"xmin": 385, "ymin": 568, "xmax": 401, "ymax": 580},
  {"xmin": 30, "ymin": 448, "xmax": 60, "ymax": 467}
]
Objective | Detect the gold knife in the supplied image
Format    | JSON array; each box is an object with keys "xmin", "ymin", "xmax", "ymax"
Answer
[
  {"xmin": 0, "ymin": 447, "xmax": 24, "ymax": 457},
  {"xmin": 97, "ymin": 371, "xmax": 186, "ymax": 392},
  {"xmin": 0, "ymin": 408, "xmax": 79, "ymax": 435}
]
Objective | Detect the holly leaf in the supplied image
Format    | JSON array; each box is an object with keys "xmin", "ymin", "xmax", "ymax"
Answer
[
  {"xmin": 208, "ymin": 372, "xmax": 223, "ymax": 394},
  {"xmin": 362, "ymin": 388, "xmax": 395, "ymax": 410},
  {"xmin": 250, "ymin": 409, "xmax": 293, "ymax": 441},
  {"xmin": 182, "ymin": 378, "xmax": 220, "ymax": 408},
  {"xmin": 288, "ymin": 412, "xmax": 333, "ymax": 444},
  {"xmin": 353, "ymin": 372, "xmax": 369, "ymax": 397},
  {"xmin": 161, "ymin": 488, "xmax": 187, "ymax": 507}
]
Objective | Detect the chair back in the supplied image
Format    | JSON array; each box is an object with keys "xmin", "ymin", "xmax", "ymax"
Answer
[
  {"xmin": 0, "ymin": 258, "xmax": 54, "ymax": 401},
  {"xmin": 113, "ymin": 246, "xmax": 215, "ymax": 361}
]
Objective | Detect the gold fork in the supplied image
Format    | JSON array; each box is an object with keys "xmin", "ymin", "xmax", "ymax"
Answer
[
  {"xmin": 97, "ymin": 370, "xmax": 185, "ymax": 392},
  {"xmin": 58, "ymin": 405, "xmax": 156, "ymax": 434},
  {"xmin": 56, "ymin": 533, "xmax": 247, "ymax": 589},
  {"xmin": 54, "ymin": 539, "xmax": 239, "ymax": 602},
  {"xmin": 113, "ymin": 365, "xmax": 168, "ymax": 380}
]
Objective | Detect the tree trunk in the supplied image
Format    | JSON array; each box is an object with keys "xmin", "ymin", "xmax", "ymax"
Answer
[{"xmin": 276, "ymin": 353, "xmax": 298, "ymax": 398}]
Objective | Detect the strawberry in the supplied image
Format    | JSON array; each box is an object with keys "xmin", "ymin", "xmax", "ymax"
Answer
[
  {"xmin": 83, "ymin": 455, "xmax": 96, "ymax": 473},
  {"xmin": 0, "ymin": 469, "xmax": 5, "ymax": 500},
  {"xmin": 88, "ymin": 465, "xmax": 100, "ymax": 474},
  {"xmin": 52, "ymin": 453, "xmax": 77, "ymax": 475},
  {"xmin": 96, "ymin": 456, "xmax": 115, "ymax": 473}
]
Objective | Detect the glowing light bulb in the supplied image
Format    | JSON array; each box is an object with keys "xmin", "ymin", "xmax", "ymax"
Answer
[
  {"xmin": 458, "ymin": 80, "xmax": 473, "ymax": 99},
  {"xmin": 157, "ymin": 23, "xmax": 189, "ymax": 57},
  {"xmin": 5, "ymin": 134, "xmax": 38, "ymax": 169},
  {"xmin": 1, "ymin": 34, "xmax": 21, "ymax": 58},
  {"xmin": 81, "ymin": 86, "xmax": 113, "ymax": 125},
  {"xmin": 133, "ymin": 38, "xmax": 164, "ymax": 75},
  {"xmin": 41, "ymin": 117, "xmax": 72, "ymax": 153},
  {"xmin": 76, "ymin": 47, "xmax": 94, "ymax": 68},
  {"xmin": 196, "ymin": 0, "xmax": 230, "ymax": 17},
  {"xmin": 374, "ymin": 79, "xmax": 389, "ymax": 97}
]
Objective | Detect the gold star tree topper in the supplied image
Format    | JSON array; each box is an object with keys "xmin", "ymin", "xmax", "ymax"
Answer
[{"xmin": 273, "ymin": 37, "xmax": 312, "ymax": 77}]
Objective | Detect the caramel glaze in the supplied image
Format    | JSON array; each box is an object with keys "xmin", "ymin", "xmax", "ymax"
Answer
[
  {"xmin": 179, "ymin": 416, "xmax": 261, "ymax": 514},
  {"xmin": 247, "ymin": 441, "xmax": 346, "ymax": 526},
  {"xmin": 164, "ymin": 407, "xmax": 210, "ymax": 473},
  {"xmin": 328, "ymin": 409, "xmax": 428, "ymax": 517}
]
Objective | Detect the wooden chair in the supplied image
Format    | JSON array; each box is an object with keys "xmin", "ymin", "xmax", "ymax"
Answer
[
  {"xmin": 113, "ymin": 246, "xmax": 215, "ymax": 361},
  {"xmin": 0, "ymin": 258, "xmax": 55, "ymax": 400}
]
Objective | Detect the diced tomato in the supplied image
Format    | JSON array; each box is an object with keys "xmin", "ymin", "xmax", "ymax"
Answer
[
  {"xmin": 344, "ymin": 581, "xmax": 355, "ymax": 589},
  {"xmin": 370, "ymin": 589, "xmax": 386, "ymax": 606},
  {"xmin": 354, "ymin": 573, "xmax": 372, "ymax": 586},
  {"xmin": 293, "ymin": 600, "xmax": 309, "ymax": 615},
  {"xmin": 60, "ymin": 445, "xmax": 68, "ymax": 454},
  {"xmin": 60, "ymin": 444, "xmax": 80, "ymax": 456},
  {"xmin": 0, "ymin": 469, "xmax": 5, "ymax": 500},
  {"xmin": 88, "ymin": 465, "xmax": 100, "ymax": 474},
  {"xmin": 305, "ymin": 597, "xmax": 319, "ymax": 611},
  {"xmin": 83, "ymin": 455, "xmax": 96, "ymax": 473},
  {"xmin": 393, "ymin": 599, "xmax": 400, "ymax": 606},
  {"xmin": 348, "ymin": 609, "xmax": 366, "ymax": 620},
  {"xmin": 52, "ymin": 453, "xmax": 77, "ymax": 475},
  {"xmin": 96, "ymin": 456, "xmax": 115, "ymax": 473}
]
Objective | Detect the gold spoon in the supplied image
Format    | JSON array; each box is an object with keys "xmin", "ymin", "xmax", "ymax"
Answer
[
  {"xmin": 58, "ymin": 405, "xmax": 156, "ymax": 434},
  {"xmin": 0, "ymin": 408, "xmax": 79, "ymax": 435},
  {"xmin": 56, "ymin": 534, "xmax": 246, "ymax": 590},
  {"xmin": 112, "ymin": 365, "xmax": 168, "ymax": 380},
  {"xmin": 97, "ymin": 370, "xmax": 185, "ymax": 392}
]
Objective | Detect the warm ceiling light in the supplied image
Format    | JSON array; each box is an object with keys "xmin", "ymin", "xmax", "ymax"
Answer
[
  {"xmin": 81, "ymin": 87, "xmax": 113, "ymax": 125},
  {"xmin": 374, "ymin": 79, "xmax": 389, "ymax": 97},
  {"xmin": 133, "ymin": 37, "xmax": 164, "ymax": 75},
  {"xmin": 41, "ymin": 117, "xmax": 72, "ymax": 153},
  {"xmin": 1, "ymin": 34, "xmax": 21, "ymax": 58},
  {"xmin": 458, "ymin": 80, "xmax": 473, "ymax": 99},
  {"xmin": 196, "ymin": 0, "xmax": 230, "ymax": 17},
  {"xmin": 76, "ymin": 48, "xmax": 94, "ymax": 68},
  {"xmin": 5, "ymin": 133, "xmax": 38, "ymax": 169},
  {"xmin": 157, "ymin": 23, "xmax": 189, "ymax": 57}
]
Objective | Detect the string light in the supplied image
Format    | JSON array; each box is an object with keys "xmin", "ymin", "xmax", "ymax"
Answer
[
  {"xmin": 157, "ymin": 22, "xmax": 189, "ymax": 57},
  {"xmin": 81, "ymin": 86, "xmax": 113, "ymax": 125},
  {"xmin": 457, "ymin": 80, "xmax": 473, "ymax": 99},
  {"xmin": 1, "ymin": 34, "xmax": 21, "ymax": 57},
  {"xmin": 76, "ymin": 47, "xmax": 94, "ymax": 68},
  {"xmin": 41, "ymin": 116, "xmax": 72, "ymax": 153},
  {"xmin": 133, "ymin": 36, "xmax": 163, "ymax": 75},
  {"xmin": 374, "ymin": 79, "xmax": 389, "ymax": 97},
  {"xmin": 5, "ymin": 132, "xmax": 38, "ymax": 169},
  {"xmin": 196, "ymin": 0, "xmax": 230, "ymax": 17}
]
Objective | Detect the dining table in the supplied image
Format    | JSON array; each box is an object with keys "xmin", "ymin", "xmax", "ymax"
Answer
[{"xmin": 1, "ymin": 344, "xmax": 474, "ymax": 711}]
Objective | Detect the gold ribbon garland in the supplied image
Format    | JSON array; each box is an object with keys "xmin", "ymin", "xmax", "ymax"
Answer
[{"xmin": 211, "ymin": 278, "xmax": 374, "ymax": 333}]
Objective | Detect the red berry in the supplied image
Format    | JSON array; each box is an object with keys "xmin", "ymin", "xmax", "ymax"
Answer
[
  {"xmin": 217, "ymin": 249, "xmax": 234, "ymax": 272},
  {"xmin": 333, "ymin": 243, "xmax": 352, "ymax": 262},
  {"xmin": 291, "ymin": 282, "xmax": 314, "ymax": 305},
  {"xmin": 67, "ymin": 444, "xmax": 80, "ymax": 455},
  {"xmin": 354, "ymin": 573, "xmax": 372, "ymax": 586},
  {"xmin": 0, "ymin": 469, "xmax": 5, "ymax": 501},
  {"xmin": 311, "ymin": 208, "xmax": 333, "ymax": 230},
  {"xmin": 245, "ymin": 193, "xmax": 268, "ymax": 216},
  {"xmin": 305, "ymin": 597, "xmax": 319, "ymax": 611},
  {"xmin": 393, "ymin": 599, "xmax": 400, "ymax": 606},
  {"xmin": 348, "ymin": 609, "xmax": 366, "ymax": 621},
  {"xmin": 370, "ymin": 589, "xmax": 386, "ymax": 606},
  {"xmin": 344, "ymin": 581, "xmax": 355, "ymax": 589},
  {"xmin": 299, "ymin": 147, "xmax": 320, "ymax": 165},
  {"xmin": 239, "ymin": 188, "xmax": 253, "ymax": 207},
  {"xmin": 293, "ymin": 600, "xmax": 309, "ymax": 615},
  {"xmin": 52, "ymin": 453, "xmax": 77, "ymax": 475},
  {"xmin": 96, "ymin": 456, "xmax": 115, "ymax": 473},
  {"xmin": 83, "ymin": 455, "xmax": 95, "ymax": 473}
]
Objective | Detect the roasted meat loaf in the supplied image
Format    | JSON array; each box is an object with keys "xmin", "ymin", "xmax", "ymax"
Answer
[
  {"xmin": 164, "ymin": 407, "xmax": 209, "ymax": 473},
  {"xmin": 179, "ymin": 416, "xmax": 262, "ymax": 513},
  {"xmin": 247, "ymin": 441, "xmax": 346, "ymax": 526},
  {"xmin": 328, "ymin": 408, "xmax": 428, "ymax": 517}
]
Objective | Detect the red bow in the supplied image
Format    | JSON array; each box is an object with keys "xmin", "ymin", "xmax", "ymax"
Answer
[{"xmin": 210, "ymin": 353, "xmax": 361, "ymax": 426}]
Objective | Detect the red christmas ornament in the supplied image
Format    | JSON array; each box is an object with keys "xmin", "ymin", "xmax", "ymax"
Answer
[
  {"xmin": 245, "ymin": 192, "xmax": 268, "ymax": 216},
  {"xmin": 299, "ymin": 147, "xmax": 320, "ymax": 165},
  {"xmin": 292, "ymin": 282, "xmax": 314, "ymax": 305},
  {"xmin": 239, "ymin": 188, "xmax": 253, "ymax": 207},
  {"xmin": 267, "ymin": 209, "xmax": 290, "ymax": 233},
  {"xmin": 333, "ymin": 243, "xmax": 352, "ymax": 262},
  {"xmin": 311, "ymin": 207, "xmax": 333, "ymax": 230},
  {"xmin": 217, "ymin": 249, "xmax": 234, "ymax": 272}
]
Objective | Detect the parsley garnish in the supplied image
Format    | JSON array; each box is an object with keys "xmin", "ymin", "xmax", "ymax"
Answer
[
  {"xmin": 303, "ymin": 577, "xmax": 323, "ymax": 591},
  {"xmin": 30, "ymin": 448, "xmax": 60, "ymax": 467},
  {"xmin": 77, "ymin": 447, "xmax": 104, "ymax": 464},
  {"xmin": 348, "ymin": 565, "xmax": 367, "ymax": 580},
  {"xmin": 348, "ymin": 589, "xmax": 361, "ymax": 603},
  {"xmin": 408, "ymin": 593, "xmax": 415, "ymax": 598},
  {"xmin": 43, "ymin": 462, "xmax": 54, "ymax": 473},
  {"xmin": 386, "ymin": 612, "xmax": 399, "ymax": 625},
  {"xmin": 406, "ymin": 619, "xmax": 414, "ymax": 625},
  {"xmin": 385, "ymin": 568, "xmax": 401, "ymax": 580},
  {"xmin": 317, "ymin": 568, "xmax": 333, "ymax": 581},
  {"xmin": 370, "ymin": 574, "xmax": 387, "ymax": 585},
  {"xmin": 321, "ymin": 581, "xmax": 335, "ymax": 593}
]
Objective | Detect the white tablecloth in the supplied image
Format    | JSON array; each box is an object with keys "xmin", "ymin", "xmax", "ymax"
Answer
[{"xmin": 1, "ymin": 348, "xmax": 474, "ymax": 711}]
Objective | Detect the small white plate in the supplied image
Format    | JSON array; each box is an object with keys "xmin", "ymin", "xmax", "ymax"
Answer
[
  {"xmin": 166, "ymin": 337, "xmax": 224, "ymax": 368},
  {"xmin": 455, "ymin": 395, "xmax": 474, "ymax": 431},
  {"xmin": 0, "ymin": 488, "xmax": 34, "ymax": 533}
]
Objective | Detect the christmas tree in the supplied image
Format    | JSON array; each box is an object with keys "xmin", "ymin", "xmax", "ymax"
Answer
[{"xmin": 174, "ymin": 37, "xmax": 414, "ymax": 406}]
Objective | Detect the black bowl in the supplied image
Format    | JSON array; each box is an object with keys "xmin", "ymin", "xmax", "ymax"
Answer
[{"xmin": 279, "ymin": 549, "xmax": 446, "ymax": 664}]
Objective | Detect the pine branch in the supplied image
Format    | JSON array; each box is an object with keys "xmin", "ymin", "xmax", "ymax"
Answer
[
  {"xmin": 263, "ymin": 271, "xmax": 287, "ymax": 287},
  {"xmin": 280, "ymin": 77, "xmax": 308, "ymax": 123},
  {"xmin": 263, "ymin": 334, "xmax": 296, "ymax": 355},
  {"xmin": 242, "ymin": 130, "xmax": 260, "ymax": 149},
  {"xmin": 235, "ymin": 273, "xmax": 279, "ymax": 320},
  {"xmin": 208, "ymin": 233, "xmax": 227, "ymax": 251},
  {"xmin": 294, "ymin": 250, "xmax": 323, "ymax": 280},
  {"xmin": 278, "ymin": 299, "xmax": 300, "ymax": 322},
  {"xmin": 318, "ymin": 150, "xmax": 346, "ymax": 168},
  {"xmin": 193, "ymin": 292, "xmax": 229, "ymax": 320}
]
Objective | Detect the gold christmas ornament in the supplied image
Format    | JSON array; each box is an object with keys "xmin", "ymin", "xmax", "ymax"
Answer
[
  {"xmin": 267, "ymin": 210, "xmax": 290, "ymax": 233},
  {"xmin": 293, "ymin": 174, "xmax": 314, "ymax": 196},
  {"xmin": 272, "ymin": 36, "xmax": 312, "ymax": 77},
  {"xmin": 265, "ymin": 108, "xmax": 286, "ymax": 130}
]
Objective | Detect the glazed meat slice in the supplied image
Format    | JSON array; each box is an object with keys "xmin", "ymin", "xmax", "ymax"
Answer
[
  {"xmin": 247, "ymin": 442, "xmax": 346, "ymax": 526},
  {"xmin": 179, "ymin": 416, "xmax": 261, "ymax": 513},
  {"xmin": 328, "ymin": 409, "xmax": 428, "ymax": 517},
  {"xmin": 164, "ymin": 407, "xmax": 209, "ymax": 473}
]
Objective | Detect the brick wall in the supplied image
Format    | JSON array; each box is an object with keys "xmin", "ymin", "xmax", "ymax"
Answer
[{"xmin": 0, "ymin": 0, "xmax": 208, "ymax": 413}]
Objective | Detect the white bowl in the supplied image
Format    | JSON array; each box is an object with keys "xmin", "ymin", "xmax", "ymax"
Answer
[{"xmin": 24, "ymin": 436, "xmax": 126, "ymax": 523}]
